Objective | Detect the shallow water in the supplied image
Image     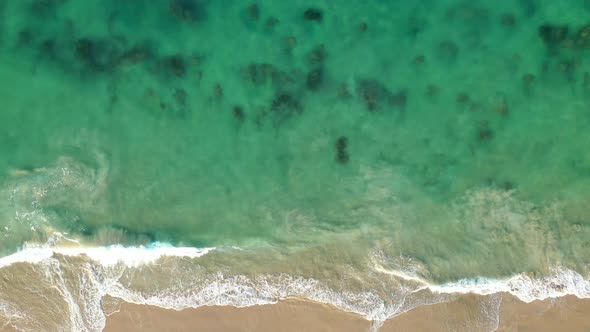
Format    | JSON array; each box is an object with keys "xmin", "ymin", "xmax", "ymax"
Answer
[{"xmin": 1, "ymin": 0, "xmax": 590, "ymax": 331}]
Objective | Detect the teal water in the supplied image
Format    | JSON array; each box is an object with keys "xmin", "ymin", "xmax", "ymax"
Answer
[{"xmin": 1, "ymin": 0, "xmax": 590, "ymax": 289}]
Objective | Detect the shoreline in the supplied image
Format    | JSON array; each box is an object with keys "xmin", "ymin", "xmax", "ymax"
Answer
[
  {"xmin": 1, "ymin": 246, "xmax": 589, "ymax": 331},
  {"xmin": 103, "ymin": 293, "xmax": 590, "ymax": 332}
]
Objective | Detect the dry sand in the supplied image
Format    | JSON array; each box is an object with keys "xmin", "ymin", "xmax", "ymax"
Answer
[{"xmin": 103, "ymin": 293, "xmax": 590, "ymax": 332}]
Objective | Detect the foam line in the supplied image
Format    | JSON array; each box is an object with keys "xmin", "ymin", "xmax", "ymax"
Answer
[
  {"xmin": 0, "ymin": 243, "xmax": 214, "ymax": 268},
  {"xmin": 1, "ymin": 244, "xmax": 589, "ymax": 327},
  {"xmin": 428, "ymin": 267, "xmax": 590, "ymax": 303}
]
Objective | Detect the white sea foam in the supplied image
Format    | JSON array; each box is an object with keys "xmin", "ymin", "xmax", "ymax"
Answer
[
  {"xmin": 0, "ymin": 242, "xmax": 214, "ymax": 269},
  {"xmin": 429, "ymin": 267, "xmax": 590, "ymax": 303},
  {"xmin": 371, "ymin": 252, "xmax": 590, "ymax": 304},
  {"xmin": 0, "ymin": 244, "xmax": 589, "ymax": 332}
]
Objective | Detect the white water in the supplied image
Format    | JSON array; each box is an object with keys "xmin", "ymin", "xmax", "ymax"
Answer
[
  {"xmin": 0, "ymin": 242, "xmax": 214, "ymax": 269},
  {"xmin": 0, "ymin": 243, "xmax": 588, "ymax": 331}
]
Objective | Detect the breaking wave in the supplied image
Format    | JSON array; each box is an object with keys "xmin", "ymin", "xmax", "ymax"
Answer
[{"xmin": 0, "ymin": 243, "xmax": 588, "ymax": 332}]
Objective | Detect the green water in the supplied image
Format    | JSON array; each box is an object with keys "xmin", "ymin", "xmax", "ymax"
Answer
[{"xmin": 1, "ymin": 0, "xmax": 590, "ymax": 282}]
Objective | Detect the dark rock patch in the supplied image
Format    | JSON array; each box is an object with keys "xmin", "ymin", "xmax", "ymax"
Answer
[
  {"xmin": 246, "ymin": 3, "xmax": 260, "ymax": 21},
  {"xmin": 265, "ymin": 17, "xmax": 280, "ymax": 30},
  {"xmin": 536, "ymin": 22, "xmax": 590, "ymax": 50},
  {"xmin": 307, "ymin": 44, "xmax": 327, "ymax": 65},
  {"xmin": 283, "ymin": 36, "xmax": 297, "ymax": 52},
  {"xmin": 502, "ymin": 181, "xmax": 514, "ymax": 190},
  {"xmin": 519, "ymin": 0, "xmax": 537, "ymax": 17},
  {"xmin": 335, "ymin": 136, "xmax": 349, "ymax": 164},
  {"xmin": 160, "ymin": 54, "xmax": 187, "ymax": 78},
  {"xmin": 407, "ymin": 17, "xmax": 426, "ymax": 38},
  {"xmin": 426, "ymin": 84, "xmax": 439, "ymax": 97},
  {"xmin": 169, "ymin": 0, "xmax": 206, "ymax": 23},
  {"xmin": 437, "ymin": 40, "xmax": 459, "ymax": 62},
  {"xmin": 538, "ymin": 24, "xmax": 569, "ymax": 48},
  {"xmin": 30, "ymin": 0, "xmax": 67, "ymax": 18},
  {"xmin": 500, "ymin": 13, "xmax": 517, "ymax": 28},
  {"xmin": 242, "ymin": 63, "xmax": 276, "ymax": 85},
  {"xmin": 573, "ymin": 24, "xmax": 590, "ymax": 48},
  {"xmin": 74, "ymin": 37, "xmax": 125, "ymax": 72},
  {"xmin": 456, "ymin": 93, "xmax": 470, "ymax": 105},
  {"xmin": 356, "ymin": 79, "xmax": 406, "ymax": 112},
  {"xmin": 492, "ymin": 94, "xmax": 509, "ymax": 116},
  {"xmin": 242, "ymin": 63, "xmax": 294, "ymax": 91},
  {"xmin": 306, "ymin": 67, "xmax": 323, "ymax": 91},
  {"xmin": 271, "ymin": 92, "xmax": 302, "ymax": 114},
  {"xmin": 584, "ymin": 72, "xmax": 590, "ymax": 93},
  {"xmin": 213, "ymin": 83, "xmax": 223, "ymax": 100},
  {"xmin": 357, "ymin": 79, "xmax": 388, "ymax": 111},
  {"xmin": 412, "ymin": 55, "xmax": 426, "ymax": 66},
  {"xmin": 445, "ymin": 3, "xmax": 489, "ymax": 24},
  {"xmin": 269, "ymin": 92, "xmax": 303, "ymax": 125},
  {"xmin": 522, "ymin": 73, "xmax": 535, "ymax": 95},
  {"xmin": 174, "ymin": 88, "xmax": 187, "ymax": 106},
  {"xmin": 38, "ymin": 38, "xmax": 58, "ymax": 59},
  {"xmin": 232, "ymin": 105, "xmax": 245, "ymax": 121},
  {"xmin": 478, "ymin": 122, "xmax": 494, "ymax": 141},
  {"xmin": 116, "ymin": 42, "xmax": 154, "ymax": 66},
  {"xmin": 390, "ymin": 90, "xmax": 408, "ymax": 108},
  {"xmin": 303, "ymin": 8, "xmax": 323, "ymax": 22},
  {"xmin": 17, "ymin": 28, "xmax": 37, "ymax": 47},
  {"xmin": 358, "ymin": 22, "xmax": 368, "ymax": 33}
]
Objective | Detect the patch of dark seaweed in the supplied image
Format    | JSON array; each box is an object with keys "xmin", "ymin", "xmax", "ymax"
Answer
[
  {"xmin": 169, "ymin": 0, "xmax": 207, "ymax": 23},
  {"xmin": 335, "ymin": 136, "xmax": 349, "ymax": 164},
  {"xmin": 29, "ymin": 0, "xmax": 68, "ymax": 18},
  {"xmin": 356, "ymin": 79, "xmax": 406, "ymax": 112},
  {"xmin": 303, "ymin": 8, "xmax": 323, "ymax": 22},
  {"xmin": 73, "ymin": 36, "xmax": 127, "ymax": 73},
  {"xmin": 306, "ymin": 67, "xmax": 323, "ymax": 91},
  {"xmin": 269, "ymin": 92, "xmax": 303, "ymax": 125}
]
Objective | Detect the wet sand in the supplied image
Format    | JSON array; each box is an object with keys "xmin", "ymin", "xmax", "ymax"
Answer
[
  {"xmin": 102, "ymin": 297, "xmax": 372, "ymax": 332},
  {"xmin": 103, "ymin": 293, "xmax": 590, "ymax": 332}
]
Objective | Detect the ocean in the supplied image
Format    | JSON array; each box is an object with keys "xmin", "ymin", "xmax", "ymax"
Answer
[{"xmin": 0, "ymin": 0, "xmax": 590, "ymax": 331}]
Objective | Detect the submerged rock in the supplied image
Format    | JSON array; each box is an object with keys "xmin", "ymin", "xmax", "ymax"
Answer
[
  {"xmin": 29, "ymin": 0, "xmax": 67, "ymax": 18},
  {"xmin": 242, "ymin": 63, "xmax": 276, "ymax": 85},
  {"xmin": 265, "ymin": 17, "xmax": 280, "ymax": 30},
  {"xmin": 437, "ymin": 40, "xmax": 459, "ymax": 62},
  {"xmin": 584, "ymin": 72, "xmax": 590, "ymax": 93},
  {"xmin": 478, "ymin": 122, "xmax": 494, "ymax": 141},
  {"xmin": 270, "ymin": 92, "xmax": 302, "ymax": 115},
  {"xmin": 538, "ymin": 24, "xmax": 569, "ymax": 47},
  {"xmin": 174, "ymin": 88, "xmax": 187, "ymax": 106},
  {"xmin": 268, "ymin": 92, "xmax": 303, "ymax": 126},
  {"xmin": 500, "ymin": 13, "xmax": 517, "ymax": 28},
  {"xmin": 356, "ymin": 79, "xmax": 406, "ymax": 112},
  {"xmin": 307, "ymin": 44, "xmax": 327, "ymax": 65},
  {"xmin": 232, "ymin": 105, "xmax": 245, "ymax": 122},
  {"xmin": 116, "ymin": 42, "xmax": 154, "ymax": 66},
  {"xmin": 160, "ymin": 54, "xmax": 187, "ymax": 78},
  {"xmin": 356, "ymin": 79, "xmax": 389, "ymax": 111},
  {"xmin": 169, "ymin": 0, "xmax": 206, "ymax": 22},
  {"xmin": 303, "ymin": 8, "xmax": 323, "ymax": 22},
  {"xmin": 246, "ymin": 3, "xmax": 260, "ymax": 22},
  {"xmin": 335, "ymin": 136, "xmax": 349, "ymax": 164},
  {"xmin": 74, "ymin": 37, "xmax": 125, "ymax": 72},
  {"xmin": 306, "ymin": 67, "xmax": 324, "ymax": 91}
]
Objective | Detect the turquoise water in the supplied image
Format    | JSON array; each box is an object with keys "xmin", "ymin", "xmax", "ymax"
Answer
[
  {"xmin": 1, "ymin": 2, "xmax": 590, "ymax": 327},
  {"xmin": 2, "ymin": 0, "xmax": 590, "ymax": 275}
]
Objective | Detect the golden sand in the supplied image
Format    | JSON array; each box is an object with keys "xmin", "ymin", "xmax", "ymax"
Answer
[{"xmin": 103, "ymin": 293, "xmax": 590, "ymax": 332}]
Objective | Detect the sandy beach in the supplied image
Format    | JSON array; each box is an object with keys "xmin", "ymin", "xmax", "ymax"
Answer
[{"xmin": 103, "ymin": 293, "xmax": 590, "ymax": 332}]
